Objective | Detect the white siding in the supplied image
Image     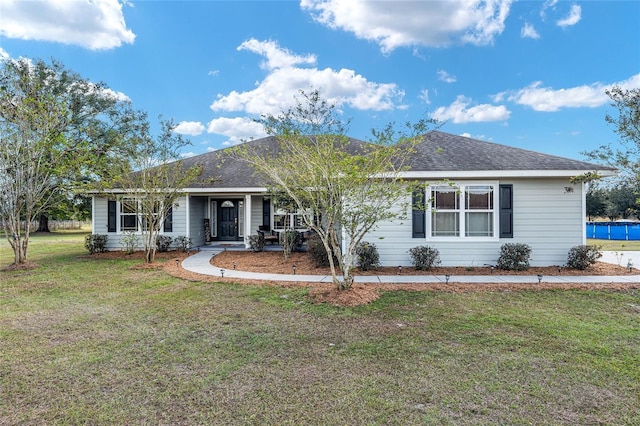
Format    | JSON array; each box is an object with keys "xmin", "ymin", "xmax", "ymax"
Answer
[
  {"xmin": 189, "ymin": 196, "xmax": 207, "ymax": 247},
  {"xmin": 93, "ymin": 196, "xmax": 109, "ymax": 235},
  {"xmin": 92, "ymin": 195, "xmax": 192, "ymax": 251},
  {"xmin": 367, "ymin": 178, "xmax": 583, "ymax": 267},
  {"xmin": 250, "ymin": 195, "xmax": 263, "ymax": 235}
]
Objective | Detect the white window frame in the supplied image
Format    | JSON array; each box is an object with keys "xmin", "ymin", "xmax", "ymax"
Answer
[
  {"xmin": 426, "ymin": 182, "xmax": 499, "ymax": 241},
  {"xmin": 117, "ymin": 197, "xmax": 165, "ymax": 234},
  {"xmin": 272, "ymin": 209, "xmax": 311, "ymax": 231}
]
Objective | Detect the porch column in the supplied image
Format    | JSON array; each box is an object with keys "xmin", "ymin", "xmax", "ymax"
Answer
[
  {"xmin": 244, "ymin": 194, "xmax": 252, "ymax": 248},
  {"xmin": 185, "ymin": 195, "xmax": 191, "ymax": 240}
]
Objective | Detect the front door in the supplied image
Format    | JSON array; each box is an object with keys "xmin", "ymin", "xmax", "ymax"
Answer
[{"xmin": 218, "ymin": 200, "xmax": 238, "ymax": 240}]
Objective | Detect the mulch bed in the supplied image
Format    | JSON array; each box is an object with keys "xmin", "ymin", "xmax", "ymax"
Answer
[{"xmin": 77, "ymin": 250, "xmax": 640, "ymax": 306}]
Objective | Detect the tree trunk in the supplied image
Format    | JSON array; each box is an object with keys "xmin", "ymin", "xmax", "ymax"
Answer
[
  {"xmin": 37, "ymin": 214, "xmax": 50, "ymax": 232},
  {"xmin": 8, "ymin": 234, "xmax": 29, "ymax": 264},
  {"xmin": 336, "ymin": 274, "xmax": 354, "ymax": 291}
]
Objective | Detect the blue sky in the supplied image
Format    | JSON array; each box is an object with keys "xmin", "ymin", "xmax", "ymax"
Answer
[{"xmin": 1, "ymin": 0, "xmax": 638, "ymax": 161}]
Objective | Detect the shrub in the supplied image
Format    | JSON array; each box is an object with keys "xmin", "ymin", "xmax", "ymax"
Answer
[
  {"xmin": 496, "ymin": 243, "xmax": 531, "ymax": 271},
  {"xmin": 356, "ymin": 241, "xmax": 380, "ymax": 271},
  {"xmin": 174, "ymin": 236, "xmax": 192, "ymax": 252},
  {"xmin": 156, "ymin": 235, "xmax": 172, "ymax": 252},
  {"xmin": 307, "ymin": 234, "xmax": 338, "ymax": 268},
  {"xmin": 248, "ymin": 234, "xmax": 264, "ymax": 252},
  {"xmin": 84, "ymin": 234, "xmax": 108, "ymax": 254},
  {"xmin": 409, "ymin": 245, "xmax": 441, "ymax": 270},
  {"xmin": 566, "ymin": 244, "xmax": 602, "ymax": 270},
  {"xmin": 121, "ymin": 231, "xmax": 139, "ymax": 255}
]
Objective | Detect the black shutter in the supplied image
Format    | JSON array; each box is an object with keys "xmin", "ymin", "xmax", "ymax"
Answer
[
  {"xmin": 412, "ymin": 188, "xmax": 426, "ymax": 238},
  {"xmin": 164, "ymin": 206, "xmax": 173, "ymax": 232},
  {"xmin": 263, "ymin": 198, "xmax": 271, "ymax": 227},
  {"xmin": 499, "ymin": 184, "xmax": 513, "ymax": 238},
  {"xmin": 107, "ymin": 199, "xmax": 117, "ymax": 232}
]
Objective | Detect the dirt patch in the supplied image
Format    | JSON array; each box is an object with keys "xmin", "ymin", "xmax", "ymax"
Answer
[
  {"xmin": 2, "ymin": 261, "xmax": 40, "ymax": 271},
  {"xmin": 85, "ymin": 250, "xmax": 640, "ymax": 307}
]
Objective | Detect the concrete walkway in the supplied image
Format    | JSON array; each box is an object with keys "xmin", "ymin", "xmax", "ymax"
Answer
[{"xmin": 181, "ymin": 249, "xmax": 640, "ymax": 284}]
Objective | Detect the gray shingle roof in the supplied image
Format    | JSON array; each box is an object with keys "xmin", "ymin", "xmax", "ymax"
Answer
[
  {"xmin": 181, "ymin": 131, "xmax": 615, "ymax": 189},
  {"xmin": 408, "ymin": 131, "xmax": 614, "ymax": 172}
]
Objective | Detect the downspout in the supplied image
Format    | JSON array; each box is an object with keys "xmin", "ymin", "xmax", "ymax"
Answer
[
  {"xmin": 244, "ymin": 194, "xmax": 252, "ymax": 248},
  {"xmin": 91, "ymin": 196, "xmax": 96, "ymax": 235},
  {"xmin": 185, "ymin": 194, "xmax": 191, "ymax": 241},
  {"xmin": 581, "ymin": 182, "xmax": 587, "ymax": 245}
]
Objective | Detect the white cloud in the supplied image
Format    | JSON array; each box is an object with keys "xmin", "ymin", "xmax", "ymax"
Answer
[
  {"xmin": 507, "ymin": 74, "xmax": 640, "ymax": 112},
  {"xmin": 101, "ymin": 87, "xmax": 130, "ymax": 102},
  {"xmin": 206, "ymin": 116, "xmax": 268, "ymax": 145},
  {"xmin": 174, "ymin": 121, "xmax": 205, "ymax": 136},
  {"xmin": 0, "ymin": 47, "xmax": 8, "ymax": 60},
  {"xmin": 0, "ymin": 0, "xmax": 135, "ymax": 50},
  {"xmin": 540, "ymin": 0, "xmax": 558, "ymax": 19},
  {"xmin": 419, "ymin": 89, "xmax": 431, "ymax": 105},
  {"xmin": 557, "ymin": 4, "xmax": 581, "ymax": 27},
  {"xmin": 432, "ymin": 95, "xmax": 511, "ymax": 123},
  {"xmin": 211, "ymin": 39, "xmax": 404, "ymax": 116},
  {"xmin": 437, "ymin": 70, "xmax": 457, "ymax": 83},
  {"xmin": 300, "ymin": 0, "xmax": 513, "ymax": 53},
  {"xmin": 180, "ymin": 152, "xmax": 197, "ymax": 158},
  {"xmin": 238, "ymin": 39, "xmax": 316, "ymax": 70},
  {"xmin": 521, "ymin": 22, "xmax": 540, "ymax": 39},
  {"xmin": 510, "ymin": 81, "xmax": 604, "ymax": 111}
]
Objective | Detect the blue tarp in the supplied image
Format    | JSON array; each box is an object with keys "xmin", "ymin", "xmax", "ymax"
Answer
[{"xmin": 586, "ymin": 222, "xmax": 640, "ymax": 240}]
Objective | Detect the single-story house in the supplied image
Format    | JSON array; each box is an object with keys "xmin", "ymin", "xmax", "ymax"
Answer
[{"xmin": 91, "ymin": 131, "xmax": 616, "ymax": 266}]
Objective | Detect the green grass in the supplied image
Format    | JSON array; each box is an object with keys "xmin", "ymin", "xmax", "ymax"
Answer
[
  {"xmin": 588, "ymin": 238, "xmax": 640, "ymax": 251},
  {"xmin": 1, "ymin": 232, "xmax": 639, "ymax": 425}
]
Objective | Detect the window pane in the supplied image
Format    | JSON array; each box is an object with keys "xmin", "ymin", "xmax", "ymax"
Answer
[
  {"xmin": 121, "ymin": 199, "xmax": 137, "ymax": 214},
  {"xmin": 273, "ymin": 214, "xmax": 286, "ymax": 230},
  {"xmin": 432, "ymin": 212, "xmax": 459, "ymax": 236},
  {"xmin": 466, "ymin": 186, "xmax": 493, "ymax": 210},
  {"xmin": 466, "ymin": 212, "xmax": 493, "ymax": 236},
  {"xmin": 432, "ymin": 187, "xmax": 458, "ymax": 210},
  {"xmin": 121, "ymin": 215, "xmax": 137, "ymax": 231}
]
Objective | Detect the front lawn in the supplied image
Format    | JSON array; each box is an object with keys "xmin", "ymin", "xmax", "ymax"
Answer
[
  {"xmin": 1, "ymin": 232, "xmax": 639, "ymax": 425},
  {"xmin": 588, "ymin": 238, "xmax": 640, "ymax": 251}
]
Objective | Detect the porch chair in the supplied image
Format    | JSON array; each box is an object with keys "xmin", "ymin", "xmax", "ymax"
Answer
[{"xmin": 257, "ymin": 225, "xmax": 279, "ymax": 245}]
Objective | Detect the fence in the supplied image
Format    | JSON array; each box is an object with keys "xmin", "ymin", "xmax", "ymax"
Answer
[
  {"xmin": 0, "ymin": 220, "xmax": 90, "ymax": 232},
  {"xmin": 586, "ymin": 222, "xmax": 640, "ymax": 240}
]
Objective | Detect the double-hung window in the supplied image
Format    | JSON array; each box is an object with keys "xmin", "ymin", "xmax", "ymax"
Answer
[
  {"xmin": 117, "ymin": 197, "xmax": 167, "ymax": 233},
  {"xmin": 120, "ymin": 198, "xmax": 139, "ymax": 232},
  {"xmin": 428, "ymin": 183, "xmax": 497, "ymax": 239},
  {"xmin": 273, "ymin": 210, "xmax": 308, "ymax": 231}
]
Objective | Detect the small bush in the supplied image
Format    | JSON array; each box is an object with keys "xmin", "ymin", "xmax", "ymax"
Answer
[
  {"xmin": 121, "ymin": 231, "xmax": 139, "ymax": 255},
  {"xmin": 409, "ymin": 245, "xmax": 441, "ymax": 270},
  {"xmin": 156, "ymin": 235, "xmax": 172, "ymax": 252},
  {"xmin": 174, "ymin": 236, "xmax": 192, "ymax": 253},
  {"xmin": 307, "ymin": 234, "xmax": 338, "ymax": 268},
  {"xmin": 356, "ymin": 241, "xmax": 380, "ymax": 271},
  {"xmin": 566, "ymin": 244, "xmax": 602, "ymax": 270},
  {"xmin": 248, "ymin": 234, "xmax": 264, "ymax": 252},
  {"xmin": 496, "ymin": 243, "xmax": 531, "ymax": 271},
  {"xmin": 84, "ymin": 234, "xmax": 108, "ymax": 254}
]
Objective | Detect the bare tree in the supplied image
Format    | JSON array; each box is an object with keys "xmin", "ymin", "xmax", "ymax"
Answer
[{"xmin": 103, "ymin": 118, "xmax": 202, "ymax": 263}]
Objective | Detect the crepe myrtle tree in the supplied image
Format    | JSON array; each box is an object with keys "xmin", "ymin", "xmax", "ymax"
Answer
[
  {"xmin": 233, "ymin": 90, "xmax": 439, "ymax": 291},
  {"xmin": 584, "ymin": 86, "xmax": 640, "ymax": 184},
  {"xmin": 0, "ymin": 57, "xmax": 145, "ymax": 265},
  {"xmin": 101, "ymin": 118, "xmax": 203, "ymax": 263}
]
